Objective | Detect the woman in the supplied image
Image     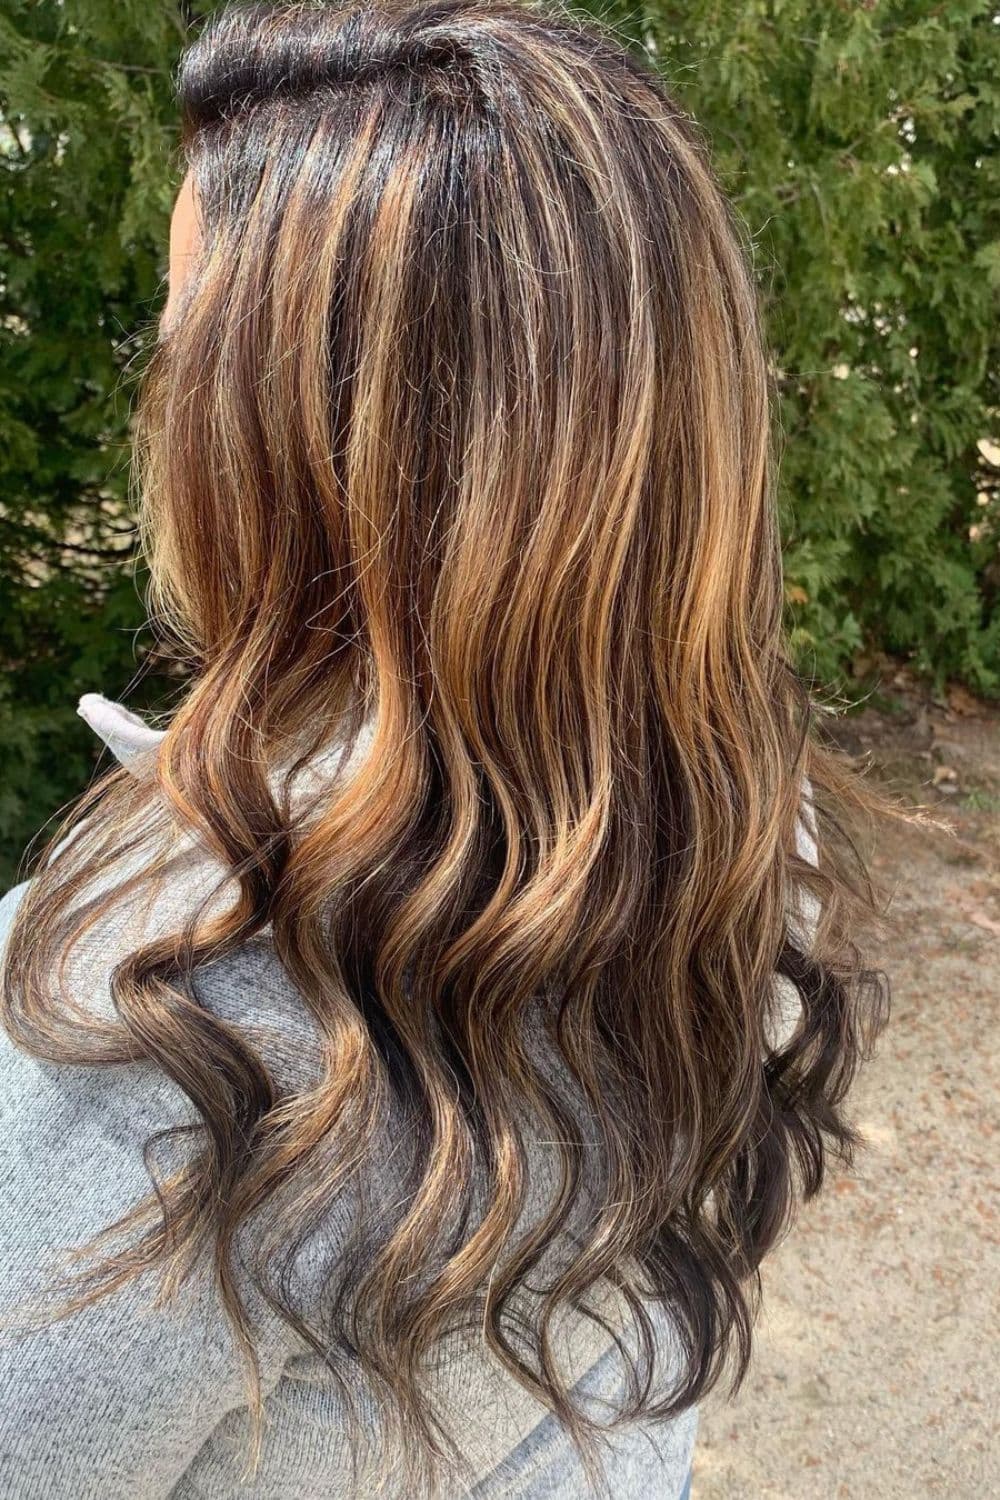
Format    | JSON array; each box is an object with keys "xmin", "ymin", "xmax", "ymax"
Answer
[{"xmin": 0, "ymin": 2, "xmax": 887, "ymax": 1496}]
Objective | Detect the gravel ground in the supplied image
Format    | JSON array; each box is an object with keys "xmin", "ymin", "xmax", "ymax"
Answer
[{"xmin": 694, "ymin": 679, "xmax": 1000, "ymax": 1499}]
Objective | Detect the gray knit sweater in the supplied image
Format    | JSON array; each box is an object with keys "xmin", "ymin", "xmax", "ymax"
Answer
[{"xmin": 0, "ymin": 692, "xmax": 821, "ymax": 1499}]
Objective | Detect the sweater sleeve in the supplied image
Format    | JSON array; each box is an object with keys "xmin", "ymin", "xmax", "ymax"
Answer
[
  {"xmin": 791, "ymin": 774, "xmax": 820, "ymax": 944},
  {"xmin": 0, "ymin": 881, "xmax": 295, "ymax": 1500},
  {"xmin": 765, "ymin": 777, "xmax": 821, "ymax": 1053}
]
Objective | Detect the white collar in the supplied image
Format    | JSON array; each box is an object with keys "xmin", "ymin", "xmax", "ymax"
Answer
[
  {"xmin": 77, "ymin": 693, "xmax": 165, "ymax": 770},
  {"xmin": 76, "ymin": 691, "xmax": 377, "ymax": 808}
]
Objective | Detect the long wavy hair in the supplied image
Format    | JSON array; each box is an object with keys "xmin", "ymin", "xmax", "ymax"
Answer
[{"xmin": 1, "ymin": 1, "xmax": 889, "ymax": 1495}]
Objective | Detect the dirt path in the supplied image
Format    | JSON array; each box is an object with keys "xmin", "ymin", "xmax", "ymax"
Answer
[{"xmin": 694, "ymin": 677, "xmax": 1000, "ymax": 1499}]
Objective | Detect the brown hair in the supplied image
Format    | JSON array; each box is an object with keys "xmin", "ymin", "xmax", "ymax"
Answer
[{"xmin": 1, "ymin": 2, "xmax": 888, "ymax": 1494}]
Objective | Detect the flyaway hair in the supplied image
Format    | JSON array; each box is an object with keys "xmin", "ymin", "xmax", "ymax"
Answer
[{"xmin": 0, "ymin": 3, "xmax": 889, "ymax": 1496}]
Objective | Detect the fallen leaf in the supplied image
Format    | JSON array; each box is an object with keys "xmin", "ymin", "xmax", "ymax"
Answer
[{"xmin": 947, "ymin": 684, "xmax": 981, "ymax": 717}]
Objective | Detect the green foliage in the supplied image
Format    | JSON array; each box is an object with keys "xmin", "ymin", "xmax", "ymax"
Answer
[
  {"xmin": 1, "ymin": 0, "xmax": 998, "ymax": 882},
  {"xmin": 0, "ymin": 0, "xmax": 198, "ymax": 885},
  {"xmin": 603, "ymin": 0, "xmax": 1000, "ymax": 691}
]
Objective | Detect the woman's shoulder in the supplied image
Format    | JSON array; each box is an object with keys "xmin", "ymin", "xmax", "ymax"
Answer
[
  {"xmin": 10, "ymin": 695, "xmax": 330, "ymax": 1085},
  {"xmin": 0, "ymin": 885, "xmax": 298, "ymax": 1499},
  {"xmin": 0, "ymin": 709, "xmax": 350, "ymax": 1495}
]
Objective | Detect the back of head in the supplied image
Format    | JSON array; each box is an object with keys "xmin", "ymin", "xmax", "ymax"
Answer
[{"xmin": 0, "ymin": 2, "xmax": 888, "ymax": 1495}]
